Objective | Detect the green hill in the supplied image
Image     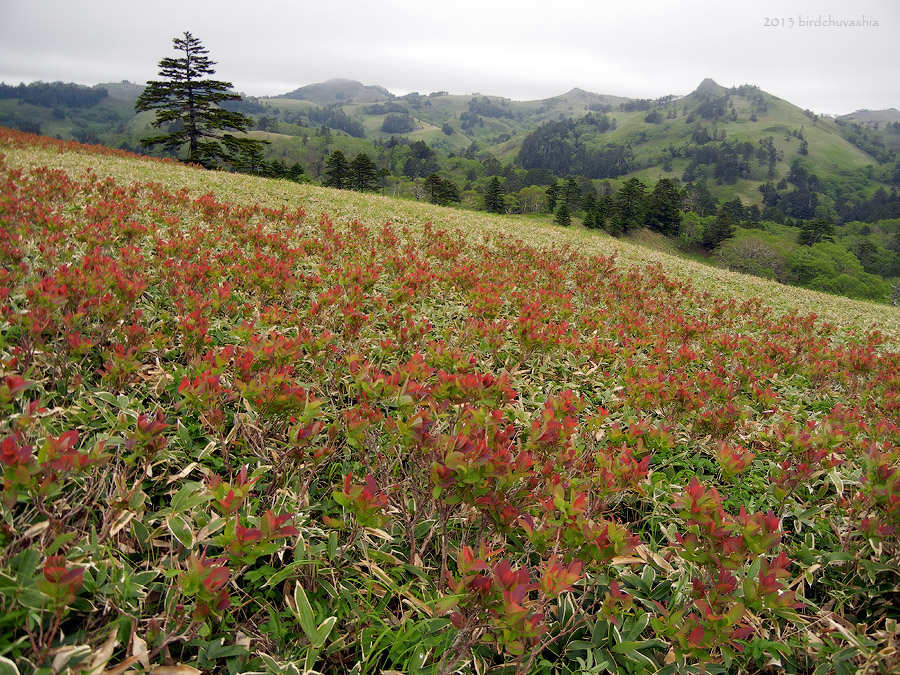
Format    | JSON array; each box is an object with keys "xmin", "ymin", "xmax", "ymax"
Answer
[
  {"xmin": 514, "ymin": 79, "xmax": 886, "ymax": 204},
  {"xmin": 281, "ymin": 77, "xmax": 393, "ymax": 105},
  {"xmin": 2, "ymin": 77, "xmax": 894, "ymax": 200}
]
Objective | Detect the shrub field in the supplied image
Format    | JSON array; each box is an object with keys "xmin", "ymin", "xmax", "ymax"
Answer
[{"xmin": 0, "ymin": 129, "xmax": 898, "ymax": 674}]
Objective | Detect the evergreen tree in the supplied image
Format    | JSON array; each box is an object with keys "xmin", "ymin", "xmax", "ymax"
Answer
[
  {"xmin": 425, "ymin": 174, "xmax": 444, "ymax": 204},
  {"xmin": 377, "ymin": 167, "xmax": 391, "ymax": 195},
  {"xmin": 797, "ymin": 218, "xmax": 835, "ymax": 246},
  {"xmin": 646, "ymin": 178, "xmax": 684, "ymax": 236},
  {"xmin": 424, "ymin": 174, "xmax": 461, "ymax": 205},
  {"xmin": 546, "ymin": 181, "xmax": 561, "ymax": 213},
  {"xmin": 484, "ymin": 176, "xmax": 506, "ymax": 214},
  {"xmin": 287, "ymin": 163, "xmax": 306, "ymax": 182},
  {"xmin": 606, "ymin": 213, "xmax": 625, "ymax": 237},
  {"xmin": 702, "ymin": 208, "xmax": 736, "ymax": 249},
  {"xmin": 323, "ymin": 150, "xmax": 350, "ymax": 189},
  {"xmin": 482, "ymin": 157, "xmax": 503, "ymax": 176},
  {"xmin": 224, "ymin": 135, "xmax": 266, "ymax": 174},
  {"xmin": 583, "ymin": 209, "xmax": 596, "ymax": 229},
  {"xmin": 348, "ymin": 153, "xmax": 378, "ymax": 191},
  {"xmin": 746, "ymin": 204, "xmax": 761, "ymax": 224},
  {"xmin": 684, "ymin": 181, "xmax": 719, "ymax": 216},
  {"xmin": 135, "ymin": 32, "xmax": 266, "ymax": 167},
  {"xmin": 721, "ymin": 197, "xmax": 746, "ymax": 223},
  {"xmin": 555, "ymin": 202, "xmax": 571, "ymax": 227},
  {"xmin": 439, "ymin": 179, "xmax": 461, "ymax": 205},
  {"xmin": 596, "ymin": 195, "xmax": 612, "ymax": 229},
  {"xmin": 612, "ymin": 178, "xmax": 648, "ymax": 233},
  {"xmin": 564, "ymin": 176, "xmax": 581, "ymax": 209}
]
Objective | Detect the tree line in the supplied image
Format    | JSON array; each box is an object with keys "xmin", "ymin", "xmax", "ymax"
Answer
[{"xmin": 0, "ymin": 81, "xmax": 108, "ymax": 108}]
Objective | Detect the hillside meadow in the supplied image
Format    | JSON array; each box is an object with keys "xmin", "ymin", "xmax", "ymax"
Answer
[{"xmin": 1, "ymin": 128, "xmax": 899, "ymax": 674}]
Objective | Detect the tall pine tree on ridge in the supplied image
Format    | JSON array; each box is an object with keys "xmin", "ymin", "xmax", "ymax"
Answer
[{"xmin": 136, "ymin": 32, "xmax": 265, "ymax": 167}]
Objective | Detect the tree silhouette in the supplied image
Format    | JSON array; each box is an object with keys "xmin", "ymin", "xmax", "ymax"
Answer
[
  {"xmin": 136, "ymin": 32, "xmax": 265, "ymax": 167},
  {"xmin": 702, "ymin": 207, "xmax": 736, "ymax": 249}
]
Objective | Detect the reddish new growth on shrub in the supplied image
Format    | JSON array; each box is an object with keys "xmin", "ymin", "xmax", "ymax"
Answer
[{"xmin": 0, "ymin": 128, "xmax": 898, "ymax": 674}]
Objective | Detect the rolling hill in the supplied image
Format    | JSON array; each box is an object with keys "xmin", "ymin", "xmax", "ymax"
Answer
[
  {"xmin": 281, "ymin": 77, "xmax": 393, "ymax": 105},
  {"xmin": 1, "ymin": 76, "xmax": 895, "ymax": 200}
]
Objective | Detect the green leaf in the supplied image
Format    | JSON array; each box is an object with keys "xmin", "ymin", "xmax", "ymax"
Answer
[
  {"xmin": 597, "ymin": 648, "xmax": 615, "ymax": 673},
  {"xmin": 0, "ymin": 572, "xmax": 19, "ymax": 593},
  {"xmin": 45, "ymin": 531, "xmax": 78, "ymax": 556},
  {"xmin": 0, "ymin": 656, "xmax": 20, "ymax": 675},
  {"xmin": 327, "ymin": 531, "xmax": 338, "ymax": 559},
  {"xmin": 205, "ymin": 637, "xmax": 249, "ymax": 660},
  {"xmin": 566, "ymin": 640, "xmax": 593, "ymax": 653},
  {"xmin": 293, "ymin": 582, "xmax": 335, "ymax": 648},
  {"xmin": 834, "ymin": 662, "xmax": 854, "ymax": 675},
  {"xmin": 166, "ymin": 514, "xmax": 194, "ymax": 548},
  {"xmin": 557, "ymin": 593, "xmax": 575, "ymax": 627},
  {"xmin": 170, "ymin": 481, "xmax": 209, "ymax": 513},
  {"xmin": 623, "ymin": 613, "xmax": 650, "ymax": 641},
  {"xmin": 610, "ymin": 640, "xmax": 643, "ymax": 654},
  {"xmin": 591, "ymin": 619, "xmax": 609, "ymax": 647},
  {"xmin": 314, "ymin": 616, "xmax": 337, "ymax": 648},
  {"xmin": 132, "ymin": 570, "xmax": 159, "ymax": 585},
  {"xmin": 132, "ymin": 518, "xmax": 150, "ymax": 546},
  {"xmin": 94, "ymin": 391, "xmax": 118, "ymax": 406},
  {"xmin": 262, "ymin": 561, "xmax": 304, "ymax": 588}
]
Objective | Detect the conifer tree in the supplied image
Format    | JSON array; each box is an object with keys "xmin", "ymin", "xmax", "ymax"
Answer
[
  {"xmin": 797, "ymin": 218, "xmax": 835, "ymax": 246},
  {"xmin": 348, "ymin": 153, "xmax": 378, "ymax": 191},
  {"xmin": 612, "ymin": 178, "xmax": 648, "ymax": 233},
  {"xmin": 484, "ymin": 176, "xmax": 506, "ymax": 214},
  {"xmin": 555, "ymin": 202, "xmax": 571, "ymax": 227},
  {"xmin": 135, "ymin": 32, "xmax": 265, "ymax": 167},
  {"xmin": 583, "ymin": 209, "xmax": 596, "ymax": 229},
  {"xmin": 545, "ymin": 181, "xmax": 561, "ymax": 213},
  {"xmin": 323, "ymin": 150, "xmax": 351, "ymax": 189},
  {"xmin": 702, "ymin": 208, "xmax": 736, "ymax": 249},
  {"xmin": 564, "ymin": 176, "xmax": 581, "ymax": 209},
  {"xmin": 646, "ymin": 178, "xmax": 685, "ymax": 236}
]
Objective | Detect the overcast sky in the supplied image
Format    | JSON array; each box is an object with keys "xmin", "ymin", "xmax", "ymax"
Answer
[{"xmin": 0, "ymin": 0, "xmax": 897, "ymax": 116}]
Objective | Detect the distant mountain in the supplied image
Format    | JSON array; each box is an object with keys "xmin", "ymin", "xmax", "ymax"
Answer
[
  {"xmin": 534, "ymin": 87, "xmax": 631, "ymax": 109},
  {"xmin": 100, "ymin": 81, "xmax": 147, "ymax": 101},
  {"xmin": 280, "ymin": 78, "xmax": 392, "ymax": 105},
  {"xmin": 837, "ymin": 108, "xmax": 900, "ymax": 125},
  {"xmin": 1, "ymin": 76, "xmax": 896, "ymax": 218},
  {"xmin": 508, "ymin": 77, "xmax": 900, "ymax": 219},
  {"xmin": 693, "ymin": 77, "xmax": 728, "ymax": 95}
]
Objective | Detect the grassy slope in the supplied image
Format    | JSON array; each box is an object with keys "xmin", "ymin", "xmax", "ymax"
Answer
[
  {"xmin": 3, "ymin": 137, "xmax": 898, "ymax": 342},
  {"xmin": 4, "ymin": 131, "xmax": 900, "ymax": 674}
]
